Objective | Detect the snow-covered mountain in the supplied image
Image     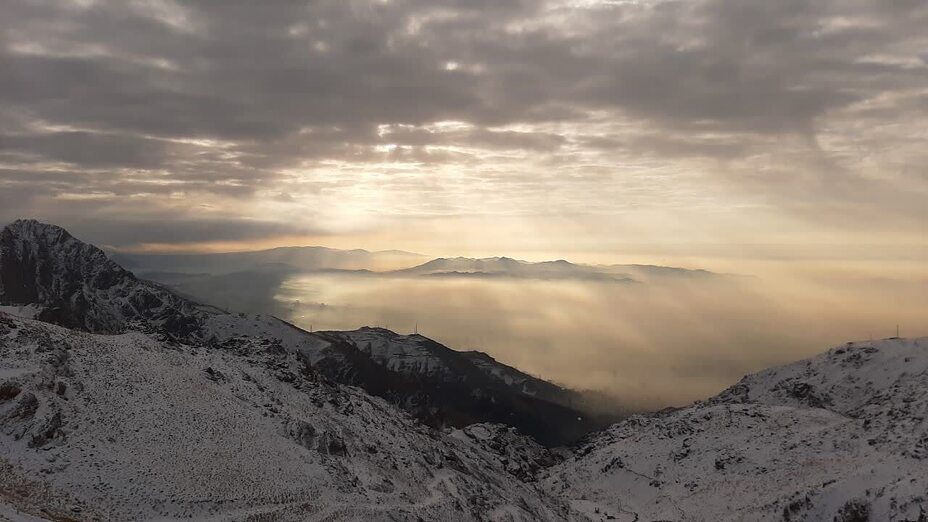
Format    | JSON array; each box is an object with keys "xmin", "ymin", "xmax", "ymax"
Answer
[
  {"xmin": 5, "ymin": 319, "xmax": 926, "ymax": 521},
  {"xmin": 0, "ymin": 219, "xmax": 215, "ymax": 337},
  {"xmin": 541, "ymin": 336, "xmax": 928, "ymax": 521},
  {"xmin": 0, "ymin": 312, "xmax": 576, "ymax": 521},
  {"xmin": 0, "ymin": 220, "xmax": 599, "ymax": 446}
]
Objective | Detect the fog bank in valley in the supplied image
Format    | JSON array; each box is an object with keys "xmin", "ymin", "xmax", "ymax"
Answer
[{"xmin": 264, "ymin": 265, "xmax": 928, "ymax": 410}]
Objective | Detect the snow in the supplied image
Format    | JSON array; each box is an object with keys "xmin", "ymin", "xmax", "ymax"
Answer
[
  {"xmin": 0, "ymin": 503, "xmax": 51, "ymax": 522},
  {"xmin": 542, "ymin": 337, "xmax": 928, "ymax": 521},
  {"xmin": 202, "ymin": 313, "xmax": 331, "ymax": 361},
  {"xmin": 326, "ymin": 328, "xmax": 457, "ymax": 376},
  {"xmin": 0, "ymin": 313, "xmax": 578, "ymax": 521},
  {"xmin": 0, "ymin": 305, "xmax": 40, "ymax": 320},
  {"xmin": 450, "ymin": 424, "xmax": 559, "ymax": 482}
]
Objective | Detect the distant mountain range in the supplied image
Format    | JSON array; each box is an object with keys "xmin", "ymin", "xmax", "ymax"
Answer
[
  {"xmin": 111, "ymin": 245, "xmax": 426, "ymax": 275},
  {"xmin": 392, "ymin": 256, "xmax": 717, "ymax": 282},
  {"xmin": 113, "ymin": 248, "xmax": 724, "ymax": 321},
  {"xmin": 116, "ymin": 249, "xmax": 719, "ymax": 283}
]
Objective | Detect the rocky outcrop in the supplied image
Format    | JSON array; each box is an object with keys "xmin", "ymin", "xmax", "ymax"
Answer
[{"xmin": 0, "ymin": 219, "xmax": 212, "ymax": 338}]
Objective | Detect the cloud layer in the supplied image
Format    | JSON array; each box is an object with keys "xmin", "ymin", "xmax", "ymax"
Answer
[{"xmin": 1, "ymin": 0, "xmax": 926, "ymax": 251}]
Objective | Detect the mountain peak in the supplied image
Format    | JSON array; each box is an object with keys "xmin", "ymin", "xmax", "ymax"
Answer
[
  {"xmin": 3, "ymin": 219, "xmax": 81, "ymax": 250},
  {"xmin": 1, "ymin": 219, "xmax": 206, "ymax": 335},
  {"xmin": 7, "ymin": 218, "xmax": 65, "ymax": 231},
  {"xmin": 1, "ymin": 219, "xmax": 128, "ymax": 302}
]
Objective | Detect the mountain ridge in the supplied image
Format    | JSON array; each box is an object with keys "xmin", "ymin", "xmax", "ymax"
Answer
[
  {"xmin": 0, "ymin": 219, "xmax": 217, "ymax": 337},
  {"xmin": 0, "ymin": 311, "xmax": 576, "ymax": 520},
  {"xmin": 111, "ymin": 245, "xmax": 426, "ymax": 276},
  {"xmin": 116, "ymin": 247, "xmax": 720, "ymax": 283},
  {"xmin": 390, "ymin": 256, "xmax": 723, "ymax": 282}
]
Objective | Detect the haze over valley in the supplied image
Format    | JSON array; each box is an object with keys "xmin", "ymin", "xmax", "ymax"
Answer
[{"xmin": 118, "ymin": 246, "xmax": 928, "ymax": 409}]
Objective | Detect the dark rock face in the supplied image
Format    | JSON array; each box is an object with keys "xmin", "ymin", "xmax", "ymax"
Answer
[
  {"xmin": 834, "ymin": 499, "xmax": 871, "ymax": 522},
  {"xmin": 202, "ymin": 367, "xmax": 227, "ymax": 383},
  {"xmin": 454, "ymin": 424, "xmax": 560, "ymax": 482},
  {"xmin": 29, "ymin": 411, "xmax": 64, "ymax": 448},
  {"xmin": 0, "ymin": 382, "xmax": 21, "ymax": 401},
  {"xmin": 311, "ymin": 334, "xmax": 605, "ymax": 446},
  {"xmin": 8, "ymin": 392, "xmax": 39, "ymax": 421},
  {"xmin": 1, "ymin": 220, "xmax": 128, "ymax": 329},
  {"xmin": 781, "ymin": 381, "xmax": 833, "ymax": 409},
  {"xmin": 0, "ymin": 220, "xmax": 210, "ymax": 339},
  {"xmin": 287, "ymin": 420, "xmax": 318, "ymax": 450}
]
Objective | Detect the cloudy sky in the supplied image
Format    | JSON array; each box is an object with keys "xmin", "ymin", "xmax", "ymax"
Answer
[{"xmin": 1, "ymin": 0, "xmax": 926, "ymax": 263}]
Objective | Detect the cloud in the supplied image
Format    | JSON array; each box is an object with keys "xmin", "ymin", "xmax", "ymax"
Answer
[
  {"xmin": 253, "ymin": 268, "xmax": 928, "ymax": 408},
  {"xmin": 0, "ymin": 0, "xmax": 926, "ymax": 248},
  {"xmin": 64, "ymin": 215, "xmax": 324, "ymax": 248}
]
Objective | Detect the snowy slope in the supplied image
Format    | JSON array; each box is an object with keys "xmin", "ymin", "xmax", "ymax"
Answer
[
  {"xmin": 326, "ymin": 327, "xmax": 457, "ymax": 376},
  {"xmin": 450, "ymin": 424, "xmax": 561, "ymax": 483},
  {"xmin": 0, "ymin": 312, "xmax": 578, "ymax": 521},
  {"xmin": 542, "ymin": 337, "xmax": 928, "ymax": 521}
]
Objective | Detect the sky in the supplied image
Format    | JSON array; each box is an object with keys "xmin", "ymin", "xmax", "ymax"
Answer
[{"xmin": 1, "ymin": 0, "xmax": 927, "ymax": 267}]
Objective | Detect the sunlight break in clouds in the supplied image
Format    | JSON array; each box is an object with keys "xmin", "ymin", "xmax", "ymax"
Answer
[{"xmin": 0, "ymin": 0, "xmax": 925, "ymax": 257}]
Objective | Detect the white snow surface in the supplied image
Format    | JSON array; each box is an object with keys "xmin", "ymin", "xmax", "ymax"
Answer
[
  {"xmin": 332, "ymin": 328, "xmax": 451, "ymax": 376},
  {"xmin": 0, "ymin": 313, "xmax": 577, "ymax": 521},
  {"xmin": 3, "ymin": 317, "xmax": 928, "ymax": 521},
  {"xmin": 0, "ymin": 305, "xmax": 40, "ymax": 320},
  {"xmin": 542, "ymin": 337, "xmax": 928, "ymax": 521}
]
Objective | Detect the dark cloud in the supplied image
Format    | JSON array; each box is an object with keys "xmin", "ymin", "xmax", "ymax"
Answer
[
  {"xmin": 0, "ymin": 131, "xmax": 169, "ymax": 168},
  {"xmin": 4, "ymin": 0, "xmax": 922, "ymax": 141},
  {"xmin": 64, "ymin": 216, "xmax": 324, "ymax": 247},
  {"xmin": 0, "ymin": 198, "xmax": 325, "ymax": 248},
  {"xmin": 0, "ymin": 0, "xmax": 925, "ymax": 246}
]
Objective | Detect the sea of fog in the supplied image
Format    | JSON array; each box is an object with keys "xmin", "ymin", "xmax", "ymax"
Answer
[{"xmin": 261, "ymin": 268, "xmax": 928, "ymax": 410}]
